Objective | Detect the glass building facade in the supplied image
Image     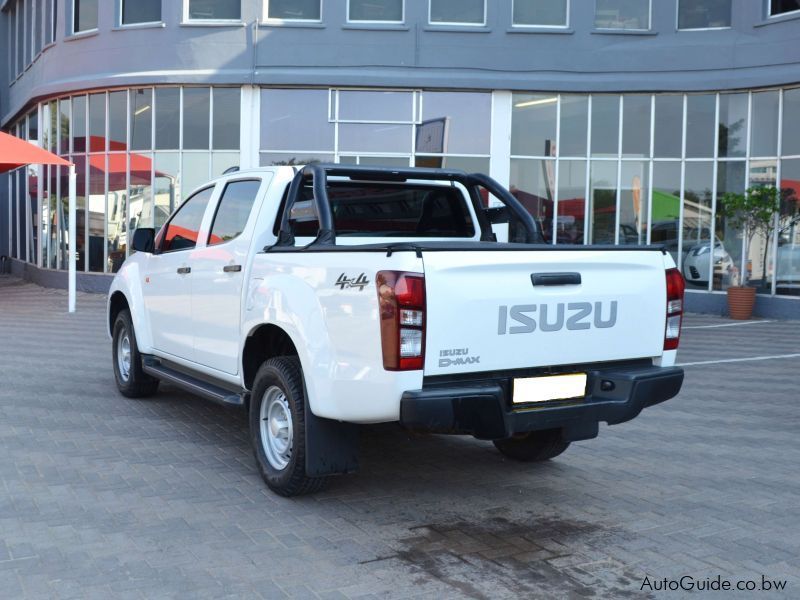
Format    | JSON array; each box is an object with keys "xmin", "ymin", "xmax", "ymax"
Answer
[
  {"xmin": 4, "ymin": 87, "xmax": 241, "ymax": 274},
  {"xmin": 5, "ymin": 85, "xmax": 800, "ymax": 297},
  {"xmin": 508, "ymin": 90, "xmax": 800, "ymax": 295}
]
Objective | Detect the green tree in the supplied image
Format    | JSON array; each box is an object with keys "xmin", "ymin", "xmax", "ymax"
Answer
[{"xmin": 720, "ymin": 186, "xmax": 780, "ymax": 286}]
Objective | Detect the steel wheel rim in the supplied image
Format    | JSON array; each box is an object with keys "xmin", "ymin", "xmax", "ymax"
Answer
[
  {"xmin": 117, "ymin": 330, "xmax": 131, "ymax": 382},
  {"xmin": 260, "ymin": 386, "xmax": 293, "ymax": 471}
]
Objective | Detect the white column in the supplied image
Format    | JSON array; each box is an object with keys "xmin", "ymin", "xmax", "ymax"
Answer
[
  {"xmin": 7, "ymin": 175, "xmax": 11, "ymax": 257},
  {"xmin": 489, "ymin": 91, "xmax": 513, "ymax": 242},
  {"xmin": 489, "ymin": 90, "xmax": 512, "ymax": 193},
  {"xmin": 68, "ymin": 164, "xmax": 76, "ymax": 313},
  {"xmin": 240, "ymin": 85, "xmax": 260, "ymax": 170}
]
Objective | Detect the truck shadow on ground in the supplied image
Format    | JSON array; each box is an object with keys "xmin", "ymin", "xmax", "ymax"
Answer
[
  {"xmin": 149, "ymin": 383, "xmax": 577, "ymax": 496},
  {"xmin": 142, "ymin": 385, "xmax": 648, "ymax": 598}
]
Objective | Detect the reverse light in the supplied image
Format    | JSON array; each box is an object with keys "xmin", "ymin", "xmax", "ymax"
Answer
[
  {"xmin": 664, "ymin": 268, "xmax": 686, "ymax": 351},
  {"xmin": 376, "ymin": 271, "xmax": 426, "ymax": 370},
  {"xmin": 399, "ymin": 309, "xmax": 424, "ymax": 327}
]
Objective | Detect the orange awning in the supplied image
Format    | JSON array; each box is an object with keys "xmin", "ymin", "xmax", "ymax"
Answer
[{"xmin": 0, "ymin": 131, "xmax": 72, "ymax": 173}]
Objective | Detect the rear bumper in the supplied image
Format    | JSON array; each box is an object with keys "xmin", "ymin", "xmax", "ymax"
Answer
[{"xmin": 400, "ymin": 364, "xmax": 683, "ymax": 441}]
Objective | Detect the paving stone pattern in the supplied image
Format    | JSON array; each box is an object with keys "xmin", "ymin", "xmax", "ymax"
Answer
[{"xmin": 1, "ymin": 276, "xmax": 798, "ymax": 598}]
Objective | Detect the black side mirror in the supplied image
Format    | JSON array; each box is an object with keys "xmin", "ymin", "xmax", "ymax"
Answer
[{"xmin": 132, "ymin": 228, "xmax": 155, "ymax": 253}]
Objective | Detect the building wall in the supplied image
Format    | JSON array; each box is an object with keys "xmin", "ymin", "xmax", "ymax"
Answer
[{"xmin": 4, "ymin": 1, "xmax": 800, "ymax": 125}]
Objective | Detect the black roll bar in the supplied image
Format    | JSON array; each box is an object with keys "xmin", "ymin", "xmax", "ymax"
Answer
[
  {"xmin": 463, "ymin": 172, "xmax": 542, "ymax": 244},
  {"xmin": 276, "ymin": 163, "xmax": 543, "ymax": 246}
]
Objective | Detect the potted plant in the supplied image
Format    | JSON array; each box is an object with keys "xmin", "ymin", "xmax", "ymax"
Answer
[{"xmin": 719, "ymin": 186, "xmax": 780, "ymax": 320}]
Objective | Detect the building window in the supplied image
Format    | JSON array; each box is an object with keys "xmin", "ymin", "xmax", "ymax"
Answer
[
  {"xmin": 685, "ymin": 94, "xmax": 715, "ymax": 158},
  {"xmin": 130, "ymin": 88, "xmax": 153, "ymax": 151},
  {"xmin": 186, "ymin": 0, "xmax": 240, "ymax": 21},
  {"xmin": 260, "ymin": 88, "xmax": 335, "ymax": 166},
  {"xmin": 16, "ymin": 1, "xmax": 23, "ymax": 73},
  {"xmin": 512, "ymin": 95, "xmax": 558, "ymax": 157},
  {"xmin": 678, "ymin": 0, "xmax": 731, "ymax": 29},
  {"xmin": 429, "ymin": 0, "xmax": 485, "ymax": 25},
  {"xmin": 653, "ymin": 95, "xmax": 683, "ymax": 158},
  {"xmin": 513, "ymin": 0, "xmax": 569, "ymax": 27},
  {"xmin": 121, "ymin": 0, "xmax": 161, "ymax": 25},
  {"xmin": 52, "ymin": 0, "xmax": 58, "ymax": 43},
  {"xmin": 594, "ymin": 0, "xmax": 650, "ymax": 30},
  {"xmin": 73, "ymin": 0, "xmax": 98, "ymax": 33},
  {"xmin": 8, "ymin": 3, "xmax": 15, "ymax": 79},
  {"xmin": 155, "ymin": 88, "xmax": 180, "ymax": 150},
  {"xmin": 25, "ymin": 0, "xmax": 32, "ymax": 64},
  {"xmin": 34, "ymin": 0, "xmax": 43, "ymax": 56},
  {"xmin": 591, "ymin": 95, "xmax": 620, "ymax": 157},
  {"xmin": 45, "ymin": 0, "xmax": 55, "ymax": 44},
  {"xmin": 212, "ymin": 88, "xmax": 241, "ymax": 150},
  {"xmin": 751, "ymin": 91, "xmax": 779, "ymax": 157},
  {"xmin": 266, "ymin": 0, "xmax": 321, "ymax": 20},
  {"xmin": 782, "ymin": 88, "xmax": 800, "ymax": 156},
  {"xmin": 718, "ymin": 92, "xmax": 748, "ymax": 158},
  {"xmin": 770, "ymin": 0, "xmax": 800, "ymax": 16},
  {"xmin": 183, "ymin": 87, "xmax": 211, "ymax": 150},
  {"xmin": 348, "ymin": 0, "xmax": 403, "ymax": 22}
]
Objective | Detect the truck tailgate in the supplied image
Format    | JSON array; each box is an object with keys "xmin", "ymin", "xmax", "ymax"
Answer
[{"xmin": 422, "ymin": 249, "xmax": 667, "ymax": 376}]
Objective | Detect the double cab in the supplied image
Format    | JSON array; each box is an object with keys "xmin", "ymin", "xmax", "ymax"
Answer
[{"xmin": 108, "ymin": 164, "xmax": 685, "ymax": 496}]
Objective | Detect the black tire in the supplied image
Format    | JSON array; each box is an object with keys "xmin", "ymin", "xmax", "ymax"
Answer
[
  {"xmin": 112, "ymin": 309, "xmax": 159, "ymax": 398},
  {"xmin": 249, "ymin": 357, "xmax": 327, "ymax": 497},
  {"xmin": 493, "ymin": 429, "xmax": 570, "ymax": 462}
]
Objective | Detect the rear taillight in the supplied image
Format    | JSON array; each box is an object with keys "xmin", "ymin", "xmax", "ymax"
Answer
[
  {"xmin": 664, "ymin": 268, "xmax": 685, "ymax": 351},
  {"xmin": 376, "ymin": 271, "xmax": 425, "ymax": 370}
]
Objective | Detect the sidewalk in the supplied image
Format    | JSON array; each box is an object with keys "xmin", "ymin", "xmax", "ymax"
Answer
[{"xmin": 1, "ymin": 277, "xmax": 798, "ymax": 599}]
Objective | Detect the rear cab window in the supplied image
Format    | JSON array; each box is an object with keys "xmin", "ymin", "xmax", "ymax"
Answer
[{"xmin": 285, "ymin": 181, "xmax": 477, "ymax": 239}]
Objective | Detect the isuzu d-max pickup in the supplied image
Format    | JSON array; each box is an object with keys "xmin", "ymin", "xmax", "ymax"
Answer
[{"xmin": 108, "ymin": 164, "xmax": 685, "ymax": 496}]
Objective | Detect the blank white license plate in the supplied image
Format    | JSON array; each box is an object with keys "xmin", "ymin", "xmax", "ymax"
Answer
[{"xmin": 513, "ymin": 373, "xmax": 588, "ymax": 404}]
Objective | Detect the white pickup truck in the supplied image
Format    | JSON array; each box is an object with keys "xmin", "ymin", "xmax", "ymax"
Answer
[{"xmin": 108, "ymin": 164, "xmax": 685, "ymax": 496}]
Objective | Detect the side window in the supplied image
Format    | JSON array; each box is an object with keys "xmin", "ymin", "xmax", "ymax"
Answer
[
  {"xmin": 207, "ymin": 179, "xmax": 262, "ymax": 246},
  {"xmin": 161, "ymin": 186, "xmax": 215, "ymax": 252}
]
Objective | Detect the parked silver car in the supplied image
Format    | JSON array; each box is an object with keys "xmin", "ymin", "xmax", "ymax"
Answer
[
  {"xmin": 650, "ymin": 221, "xmax": 734, "ymax": 287},
  {"xmin": 682, "ymin": 239, "xmax": 734, "ymax": 287}
]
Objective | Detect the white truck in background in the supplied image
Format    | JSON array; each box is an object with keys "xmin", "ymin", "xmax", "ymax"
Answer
[{"xmin": 108, "ymin": 164, "xmax": 685, "ymax": 496}]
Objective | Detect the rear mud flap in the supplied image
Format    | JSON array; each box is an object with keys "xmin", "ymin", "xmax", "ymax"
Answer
[{"xmin": 305, "ymin": 400, "xmax": 360, "ymax": 477}]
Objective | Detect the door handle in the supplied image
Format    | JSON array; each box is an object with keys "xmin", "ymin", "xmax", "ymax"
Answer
[
  {"xmin": 177, "ymin": 267, "xmax": 191, "ymax": 275},
  {"xmin": 223, "ymin": 264, "xmax": 242, "ymax": 273}
]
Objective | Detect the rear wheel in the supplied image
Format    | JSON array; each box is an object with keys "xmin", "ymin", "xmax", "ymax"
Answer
[
  {"xmin": 249, "ymin": 357, "xmax": 327, "ymax": 497},
  {"xmin": 493, "ymin": 429, "xmax": 570, "ymax": 462},
  {"xmin": 112, "ymin": 309, "xmax": 159, "ymax": 398}
]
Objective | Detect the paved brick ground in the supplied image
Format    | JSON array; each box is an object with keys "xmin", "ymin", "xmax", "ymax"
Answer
[{"xmin": 1, "ymin": 275, "xmax": 799, "ymax": 599}]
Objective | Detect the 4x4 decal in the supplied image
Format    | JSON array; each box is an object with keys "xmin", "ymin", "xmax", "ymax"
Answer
[{"xmin": 335, "ymin": 273, "xmax": 370, "ymax": 291}]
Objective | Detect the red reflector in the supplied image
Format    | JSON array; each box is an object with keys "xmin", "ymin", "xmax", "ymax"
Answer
[
  {"xmin": 664, "ymin": 268, "xmax": 685, "ymax": 351},
  {"xmin": 376, "ymin": 271, "xmax": 426, "ymax": 371},
  {"xmin": 666, "ymin": 268, "xmax": 685, "ymax": 305}
]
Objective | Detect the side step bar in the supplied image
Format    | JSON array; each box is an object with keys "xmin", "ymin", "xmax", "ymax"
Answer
[{"xmin": 142, "ymin": 357, "xmax": 246, "ymax": 407}]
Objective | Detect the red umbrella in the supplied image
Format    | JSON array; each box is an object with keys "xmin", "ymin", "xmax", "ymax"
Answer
[
  {"xmin": 0, "ymin": 131, "xmax": 72, "ymax": 173},
  {"xmin": 26, "ymin": 136, "xmax": 162, "ymax": 196},
  {"xmin": 87, "ymin": 153, "xmax": 158, "ymax": 193},
  {"xmin": 1, "ymin": 131, "xmax": 79, "ymax": 313}
]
